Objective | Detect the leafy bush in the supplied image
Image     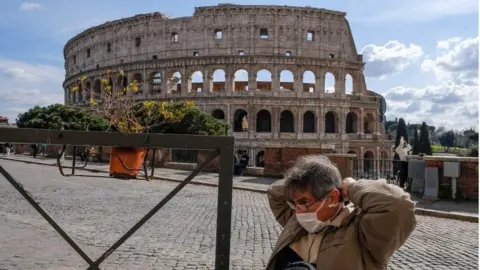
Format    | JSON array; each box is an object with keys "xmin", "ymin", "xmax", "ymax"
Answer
[
  {"xmin": 134, "ymin": 101, "xmax": 229, "ymax": 136},
  {"xmin": 468, "ymin": 147, "xmax": 478, "ymax": 157},
  {"xmin": 16, "ymin": 104, "xmax": 109, "ymax": 131}
]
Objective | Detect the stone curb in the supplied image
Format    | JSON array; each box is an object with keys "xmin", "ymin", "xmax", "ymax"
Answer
[{"xmin": 1, "ymin": 156, "xmax": 478, "ymax": 223}]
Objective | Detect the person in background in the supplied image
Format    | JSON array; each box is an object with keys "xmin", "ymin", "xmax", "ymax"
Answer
[
  {"xmin": 266, "ymin": 155, "xmax": 416, "ymax": 270},
  {"xmin": 395, "ymin": 136, "xmax": 412, "ymax": 188},
  {"xmin": 4, "ymin": 143, "xmax": 12, "ymax": 156},
  {"xmin": 31, "ymin": 144, "xmax": 38, "ymax": 158},
  {"xmin": 237, "ymin": 150, "xmax": 250, "ymax": 176}
]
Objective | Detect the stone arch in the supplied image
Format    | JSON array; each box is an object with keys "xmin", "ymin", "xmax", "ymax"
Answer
[
  {"xmin": 234, "ymin": 69, "xmax": 248, "ymax": 91},
  {"xmin": 256, "ymin": 109, "xmax": 272, "ymax": 132},
  {"xmin": 93, "ymin": 79, "xmax": 102, "ymax": 98},
  {"xmin": 255, "ymin": 151, "xmax": 265, "ymax": 167},
  {"xmin": 364, "ymin": 113, "xmax": 375, "ymax": 134},
  {"xmin": 256, "ymin": 69, "xmax": 272, "ymax": 91},
  {"xmin": 117, "ymin": 74, "xmax": 128, "ymax": 91},
  {"xmin": 325, "ymin": 111, "xmax": 338, "ymax": 133},
  {"xmin": 190, "ymin": 71, "xmax": 203, "ymax": 92},
  {"xmin": 78, "ymin": 84, "xmax": 83, "ymax": 102},
  {"xmin": 107, "ymin": 77, "xmax": 113, "ymax": 94},
  {"xmin": 213, "ymin": 69, "xmax": 226, "ymax": 91},
  {"xmin": 233, "ymin": 109, "xmax": 248, "ymax": 132},
  {"xmin": 279, "ymin": 70, "xmax": 294, "ymax": 91},
  {"xmin": 212, "ymin": 109, "xmax": 225, "ymax": 120},
  {"xmin": 345, "ymin": 112, "xmax": 358, "ymax": 133},
  {"xmin": 303, "ymin": 111, "xmax": 316, "ymax": 133},
  {"xmin": 280, "ymin": 110, "xmax": 295, "ymax": 133},
  {"xmin": 85, "ymin": 81, "xmax": 91, "ymax": 98},
  {"xmin": 324, "ymin": 72, "xmax": 335, "ymax": 93},
  {"xmin": 152, "ymin": 72, "xmax": 162, "ymax": 92},
  {"xmin": 303, "ymin": 70, "xmax": 315, "ymax": 92},
  {"xmin": 345, "ymin": 74, "xmax": 353, "ymax": 95},
  {"xmin": 152, "ymin": 72, "xmax": 162, "ymax": 84},
  {"xmin": 169, "ymin": 71, "xmax": 182, "ymax": 93},
  {"xmin": 363, "ymin": 151, "xmax": 375, "ymax": 175},
  {"xmin": 133, "ymin": 73, "xmax": 143, "ymax": 94}
]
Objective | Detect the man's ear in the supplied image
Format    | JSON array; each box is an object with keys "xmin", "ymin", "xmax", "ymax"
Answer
[{"xmin": 327, "ymin": 189, "xmax": 341, "ymax": 205}]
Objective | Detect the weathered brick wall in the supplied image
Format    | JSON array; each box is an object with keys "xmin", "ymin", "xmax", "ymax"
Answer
[
  {"xmin": 327, "ymin": 154, "xmax": 354, "ymax": 179},
  {"xmin": 264, "ymin": 147, "xmax": 323, "ymax": 176},
  {"xmin": 424, "ymin": 157, "xmax": 478, "ymax": 200},
  {"xmin": 263, "ymin": 147, "xmax": 353, "ymax": 178}
]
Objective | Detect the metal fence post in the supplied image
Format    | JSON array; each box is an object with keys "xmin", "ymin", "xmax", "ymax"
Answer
[{"xmin": 215, "ymin": 140, "xmax": 234, "ymax": 270}]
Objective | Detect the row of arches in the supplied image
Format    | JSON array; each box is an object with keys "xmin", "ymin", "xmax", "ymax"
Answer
[
  {"xmin": 150, "ymin": 69, "xmax": 353, "ymax": 93},
  {"xmin": 210, "ymin": 108, "xmax": 376, "ymax": 134},
  {"xmin": 67, "ymin": 68, "xmax": 359, "ymax": 102}
]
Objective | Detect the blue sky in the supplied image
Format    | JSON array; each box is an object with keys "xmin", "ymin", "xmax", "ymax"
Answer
[{"xmin": 0, "ymin": 0, "xmax": 478, "ymax": 131}]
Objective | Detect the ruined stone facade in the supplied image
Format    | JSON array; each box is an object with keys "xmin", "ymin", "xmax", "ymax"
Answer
[{"xmin": 63, "ymin": 4, "xmax": 393, "ymax": 168}]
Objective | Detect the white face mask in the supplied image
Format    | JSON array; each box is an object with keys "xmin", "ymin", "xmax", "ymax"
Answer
[{"xmin": 296, "ymin": 200, "xmax": 342, "ymax": 234}]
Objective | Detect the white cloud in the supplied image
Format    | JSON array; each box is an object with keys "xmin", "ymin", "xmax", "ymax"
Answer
[
  {"xmin": 20, "ymin": 2, "xmax": 43, "ymax": 11},
  {"xmin": 0, "ymin": 59, "xmax": 65, "ymax": 122},
  {"xmin": 0, "ymin": 59, "xmax": 64, "ymax": 83},
  {"xmin": 355, "ymin": 0, "xmax": 478, "ymax": 23},
  {"xmin": 361, "ymin": 41, "xmax": 423, "ymax": 78},
  {"xmin": 421, "ymin": 36, "xmax": 479, "ymax": 84},
  {"xmin": 384, "ymin": 81, "xmax": 478, "ymax": 130}
]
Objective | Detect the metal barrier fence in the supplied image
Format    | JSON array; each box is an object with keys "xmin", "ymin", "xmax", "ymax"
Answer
[
  {"xmin": 171, "ymin": 149, "xmax": 198, "ymax": 163},
  {"xmin": 233, "ymin": 147, "xmax": 265, "ymax": 167},
  {"xmin": 0, "ymin": 128, "xmax": 234, "ymax": 270},
  {"xmin": 352, "ymin": 158, "xmax": 404, "ymax": 184}
]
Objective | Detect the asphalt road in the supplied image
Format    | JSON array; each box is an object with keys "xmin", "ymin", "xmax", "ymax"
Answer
[{"xmin": 0, "ymin": 160, "xmax": 478, "ymax": 270}]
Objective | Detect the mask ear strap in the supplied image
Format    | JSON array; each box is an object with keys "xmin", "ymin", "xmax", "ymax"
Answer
[{"xmin": 328, "ymin": 188, "xmax": 348, "ymax": 208}]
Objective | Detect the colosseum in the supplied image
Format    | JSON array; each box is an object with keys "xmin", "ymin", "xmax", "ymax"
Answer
[{"xmin": 63, "ymin": 4, "xmax": 393, "ymax": 174}]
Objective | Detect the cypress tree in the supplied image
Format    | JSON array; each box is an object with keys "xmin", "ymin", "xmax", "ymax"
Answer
[
  {"xmin": 394, "ymin": 118, "xmax": 409, "ymax": 150},
  {"xmin": 412, "ymin": 125, "xmax": 420, "ymax": 155},
  {"xmin": 419, "ymin": 122, "xmax": 432, "ymax": 155}
]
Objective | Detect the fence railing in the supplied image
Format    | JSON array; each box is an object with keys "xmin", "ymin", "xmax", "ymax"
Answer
[
  {"xmin": 171, "ymin": 149, "xmax": 198, "ymax": 163},
  {"xmin": 233, "ymin": 147, "xmax": 265, "ymax": 167},
  {"xmin": 0, "ymin": 128, "xmax": 234, "ymax": 270},
  {"xmin": 352, "ymin": 158, "xmax": 404, "ymax": 184}
]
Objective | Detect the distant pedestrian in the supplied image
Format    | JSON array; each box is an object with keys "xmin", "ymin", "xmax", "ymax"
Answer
[
  {"xmin": 4, "ymin": 143, "xmax": 12, "ymax": 156},
  {"xmin": 238, "ymin": 150, "xmax": 250, "ymax": 176},
  {"xmin": 31, "ymin": 144, "xmax": 38, "ymax": 158},
  {"xmin": 395, "ymin": 137, "xmax": 411, "ymax": 188}
]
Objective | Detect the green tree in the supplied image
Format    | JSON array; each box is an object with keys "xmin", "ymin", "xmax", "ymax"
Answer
[
  {"xmin": 419, "ymin": 122, "xmax": 433, "ymax": 155},
  {"xmin": 16, "ymin": 104, "xmax": 109, "ymax": 131},
  {"xmin": 412, "ymin": 125, "xmax": 420, "ymax": 155},
  {"xmin": 394, "ymin": 118, "xmax": 409, "ymax": 150},
  {"xmin": 469, "ymin": 132, "xmax": 479, "ymax": 144},
  {"xmin": 439, "ymin": 131, "xmax": 456, "ymax": 152}
]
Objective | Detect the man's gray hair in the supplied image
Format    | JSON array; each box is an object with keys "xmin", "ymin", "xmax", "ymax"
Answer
[{"xmin": 283, "ymin": 155, "xmax": 342, "ymax": 199}]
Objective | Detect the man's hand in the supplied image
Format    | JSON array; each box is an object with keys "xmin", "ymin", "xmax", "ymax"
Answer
[{"xmin": 341, "ymin": 177, "xmax": 357, "ymax": 200}]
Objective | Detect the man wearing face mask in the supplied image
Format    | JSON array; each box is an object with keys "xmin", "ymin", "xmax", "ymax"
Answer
[{"xmin": 266, "ymin": 155, "xmax": 416, "ymax": 270}]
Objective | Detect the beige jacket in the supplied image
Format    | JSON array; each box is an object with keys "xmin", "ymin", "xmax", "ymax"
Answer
[{"xmin": 266, "ymin": 179, "xmax": 416, "ymax": 270}]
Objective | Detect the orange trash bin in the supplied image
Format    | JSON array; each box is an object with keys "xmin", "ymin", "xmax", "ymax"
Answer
[{"xmin": 109, "ymin": 147, "xmax": 146, "ymax": 178}]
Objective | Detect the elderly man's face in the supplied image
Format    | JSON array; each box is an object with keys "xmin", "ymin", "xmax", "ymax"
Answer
[{"xmin": 291, "ymin": 185, "xmax": 341, "ymax": 222}]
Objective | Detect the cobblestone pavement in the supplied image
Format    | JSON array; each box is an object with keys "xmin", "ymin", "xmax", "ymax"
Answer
[{"xmin": 0, "ymin": 160, "xmax": 477, "ymax": 270}]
